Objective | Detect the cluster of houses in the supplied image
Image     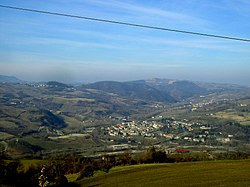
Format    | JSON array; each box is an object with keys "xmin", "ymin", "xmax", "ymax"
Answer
[
  {"xmin": 190, "ymin": 99, "xmax": 214, "ymax": 111},
  {"xmin": 104, "ymin": 117, "xmax": 233, "ymax": 146},
  {"xmin": 106, "ymin": 120, "xmax": 163, "ymax": 138}
]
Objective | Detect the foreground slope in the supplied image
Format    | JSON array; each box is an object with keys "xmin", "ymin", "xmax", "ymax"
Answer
[{"xmin": 77, "ymin": 160, "xmax": 250, "ymax": 187}]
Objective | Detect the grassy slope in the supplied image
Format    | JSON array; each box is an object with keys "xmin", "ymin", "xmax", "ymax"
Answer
[{"xmin": 77, "ymin": 160, "xmax": 250, "ymax": 187}]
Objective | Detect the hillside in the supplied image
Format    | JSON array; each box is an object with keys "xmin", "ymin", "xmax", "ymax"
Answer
[
  {"xmin": 83, "ymin": 81, "xmax": 176, "ymax": 103},
  {"xmin": 83, "ymin": 79, "xmax": 209, "ymax": 102},
  {"xmin": 77, "ymin": 160, "xmax": 250, "ymax": 187},
  {"xmin": 146, "ymin": 78, "xmax": 207, "ymax": 100},
  {"xmin": 0, "ymin": 80, "xmax": 173, "ymax": 156},
  {"xmin": 0, "ymin": 75, "xmax": 25, "ymax": 83},
  {"xmin": 1, "ymin": 77, "xmax": 250, "ymax": 157}
]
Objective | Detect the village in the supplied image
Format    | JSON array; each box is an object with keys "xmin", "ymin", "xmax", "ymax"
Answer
[{"xmin": 102, "ymin": 116, "xmax": 234, "ymax": 148}]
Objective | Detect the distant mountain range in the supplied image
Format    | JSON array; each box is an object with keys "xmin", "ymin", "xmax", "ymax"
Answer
[
  {"xmin": 83, "ymin": 79, "xmax": 207, "ymax": 102},
  {"xmin": 83, "ymin": 81, "xmax": 176, "ymax": 103},
  {"xmin": 0, "ymin": 74, "xmax": 249, "ymax": 102}
]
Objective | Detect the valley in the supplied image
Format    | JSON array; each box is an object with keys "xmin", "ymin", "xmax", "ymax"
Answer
[{"xmin": 0, "ymin": 76, "xmax": 250, "ymax": 158}]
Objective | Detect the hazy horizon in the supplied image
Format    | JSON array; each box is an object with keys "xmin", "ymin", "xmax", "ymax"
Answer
[
  {"xmin": 0, "ymin": 0, "xmax": 250, "ymax": 86},
  {"xmin": 1, "ymin": 73, "xmax": 250, "ymax": 88}
]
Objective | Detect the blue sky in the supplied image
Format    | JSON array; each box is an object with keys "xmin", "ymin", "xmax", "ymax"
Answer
[{"xmin": 0, "ymin": 0, "xmax": 250, "ymax": 85}]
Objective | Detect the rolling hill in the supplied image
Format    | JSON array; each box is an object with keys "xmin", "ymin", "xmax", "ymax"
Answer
[
  {"xmin": 1, "ymin": 75, "xmax": 250, "ymax": 157},
  {"xmin": 145, "ymin": 78, "xmax": 207, "ymax": 100},
  {"xmin": 76, "ymin": 160, "xmax": 250, "ymax": 187},
  {"xmin": 82, "ymin": 78, "xmax": 210, "ymax": 103},
  {"xmin": 83, "ymin": 81, "xmax": 176, "ymax": 103}
]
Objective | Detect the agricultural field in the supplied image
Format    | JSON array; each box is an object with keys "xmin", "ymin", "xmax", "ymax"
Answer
[
  {"xmin": 214, "ymin": 110, "xmax": 250, "ymax": 126},
  {"xmin": 76, "ymin": 160, "xmax": 250, "ymax": 187},
  {"xmin": 165, "ymin": 97, "xmax": 250, "ymax": 126},
  {"xmin": 210, "ymin": 98, "xmax": 250, "ymax": 126}
]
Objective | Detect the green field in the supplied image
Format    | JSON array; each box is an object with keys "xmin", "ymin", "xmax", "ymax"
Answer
[
  {"xmin": 214, "ymin": 110, "xmax": 250, "ymax": 126},
  {"xmin": 76, "ymin": 160, "xmax": 250, "ymax": 187}
]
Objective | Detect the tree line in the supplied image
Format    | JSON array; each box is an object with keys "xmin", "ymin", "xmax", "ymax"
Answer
[{"xmin": 1, "ymin": 148, "xmax": 250, "ymax": 187}]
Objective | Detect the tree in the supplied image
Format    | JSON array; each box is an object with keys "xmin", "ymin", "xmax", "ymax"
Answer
[
  {"xmin": 141, "ymin": 147, "xmax": 167, "ymax": 163},
  {"xmin": 76, "ymin": 164, "xmax": 94, "ymax": 181},
  {"xmin": 100, "ymin": 155, "xmax": 115, "ymax": 173},
  {"xmin": 155, "ymin": 150, "xmax": 167, "ymax": 163},
  {"xmin": 4, "ymin": 160, "xmax": 23, "ymax": 186},
  {"xmin": 117, "ymin": 151, "xmax": 132, "ymax": 165},
  {"xmin": 0, "ymin": 160, "xmax": 6, "ymax": 184}
]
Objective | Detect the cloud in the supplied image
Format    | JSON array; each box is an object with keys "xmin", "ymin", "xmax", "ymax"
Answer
[
  {"xmin": 52, "ymin": 28, "xmax": 250, "ymax": 53},
  {"xmin": 1, "ymin": 35, "xmax": 122, "ymax": 50},
  {"xmin": 29, "ymin": 37, "xmax": 120, "ymax": 49},
  {"xmin": 77, "ymin": 0, "xmax": 209, "ymax": 27}
]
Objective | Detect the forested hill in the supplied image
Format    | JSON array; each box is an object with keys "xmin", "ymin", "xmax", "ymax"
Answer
[{"xmin": 83, "ymin": 81, "xmax": 176, "ymax": 103}]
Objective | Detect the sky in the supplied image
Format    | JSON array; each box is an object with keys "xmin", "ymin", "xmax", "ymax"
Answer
[{"xmin": 0, "ymin": 0, "xmax": 250, "ymax": 85}]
